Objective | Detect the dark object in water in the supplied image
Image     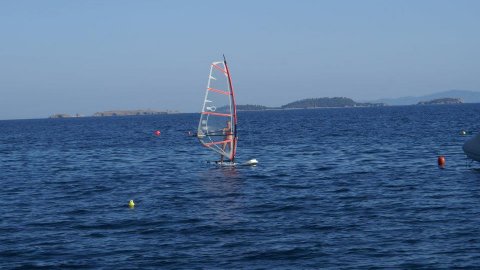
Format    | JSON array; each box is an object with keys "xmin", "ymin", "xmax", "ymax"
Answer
[
  {"xmin": 438, "ymin": 155, "xmax": 446, "ymax": 168},
  {"xmin": 463, "ymin": 133, "xmax": 480, "ymax": 162}
]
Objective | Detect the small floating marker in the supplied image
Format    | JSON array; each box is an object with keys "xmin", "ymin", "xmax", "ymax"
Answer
[
  {"xmin": 437, "ymin": 156, "xmax": 446, "ymax": 168},
  {"xmin": 129, "ymin": 200, "xmax": 135, "ymax": 208},
  {"xmin": 154, "ymin": 130, "xmax": 161, "ymax": 136},
  {"xmin": 461, "ymin": 130, "xmax": 467, "ymax": 136}
]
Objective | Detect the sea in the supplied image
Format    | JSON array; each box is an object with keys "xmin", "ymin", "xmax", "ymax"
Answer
[{"xmin": 1, "ymin": 104, "xmax": 480, "ymax": 269}]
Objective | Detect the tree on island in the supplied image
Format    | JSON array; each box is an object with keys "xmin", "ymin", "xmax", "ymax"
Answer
[
  {"xmin": 281, "ymin": 97, "xmax": 357, "ymax": 108},
  {"xmin": 417, "ymin": 98, "xmax": 463, "ymax": 105}
]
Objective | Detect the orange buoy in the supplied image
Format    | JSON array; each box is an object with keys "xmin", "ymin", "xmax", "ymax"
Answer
[
  {"xmin": 154, "ymin": 130, "xmax": 161, "ymax": 136},
  {"xmin": 437, "ymin": 156, "xmax": 446, "ymax": 168}
]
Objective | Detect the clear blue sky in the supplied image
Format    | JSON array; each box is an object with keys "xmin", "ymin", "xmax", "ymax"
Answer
[{"xmin": 1, "ymin": 0, "xmax": 479, "ymax": 119}]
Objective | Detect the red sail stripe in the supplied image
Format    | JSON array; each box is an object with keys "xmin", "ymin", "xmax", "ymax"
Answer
[
  {"xmin": 207, "ymin": 87, "xmax": 230, "ymax": 95},
  {"xmin": 212, "ymin": 63, "xmax": 227, "ymax": 74},
  {"xmin": 201, "ymin": 111, "xmax": 230, "ymax": 117},
  {"xmin": 204, "ymin": 139, "xmax": 233, "ymax": 147}
]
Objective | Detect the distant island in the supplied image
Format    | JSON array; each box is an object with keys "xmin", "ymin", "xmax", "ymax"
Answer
[
  {"xmin": 93, "ymin": 109, "xmax": 178, "ymax": 117},
  {"xmin": 49, "ymin": 113, "xmax": 82, "ymax": 119},
  {"xmin": 49, "ymin": 109, "xmax": 179, "ymax": 119},
  {"xmin": 370, "ymin": 89, "xmax": 480, "ymax": 105},
  {"xmin": 281, "ymin": 97, "xmax": 385, "ymax": 109},
  {"xmin": 237, "ymin": 97, "xmax": 386, "ymax": 111},
  {"xmin": 417, "ymin": 98, "xmax": 463, "ymax": 105}
]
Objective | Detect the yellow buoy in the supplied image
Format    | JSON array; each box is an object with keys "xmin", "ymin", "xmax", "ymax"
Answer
[{"xmin": 129, "ymin": 200, "xmax": 135, "ymax": 208}]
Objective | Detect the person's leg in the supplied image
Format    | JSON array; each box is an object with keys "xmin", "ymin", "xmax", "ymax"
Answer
[{"xmin": 220, "ymin": 142, "xmax": 227, "ymax": 162}]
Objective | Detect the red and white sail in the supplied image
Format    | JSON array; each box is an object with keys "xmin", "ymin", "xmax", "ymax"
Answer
[{"xmin": 197, "ymin": 56, "xmax": 237, "ymax": 162}]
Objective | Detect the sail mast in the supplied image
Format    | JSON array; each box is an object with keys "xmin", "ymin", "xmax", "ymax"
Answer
[{"xmin": 223, "ymin": 55, "xmax": 237, "ymax": 162}]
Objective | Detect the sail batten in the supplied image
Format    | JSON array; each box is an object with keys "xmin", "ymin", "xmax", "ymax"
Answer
[
  {"xmin": 201, "ymin": 111, "xmax": 230, "ymax": 117},
  {"xmin": 207, "ymin": 87, "xmax": 230, "ymax": 95},
  {"xmin": 212, "ymin": 64, "xmax": 227, "ymax": 74},
  {"xmin": 197, "ymin": 56, "xmax": 237, "ymax": 162}
]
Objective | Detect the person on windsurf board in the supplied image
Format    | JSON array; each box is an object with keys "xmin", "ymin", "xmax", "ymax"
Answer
[{"xmin": 197, "ymin": 56, "xmax": 257, "ymax": 166}]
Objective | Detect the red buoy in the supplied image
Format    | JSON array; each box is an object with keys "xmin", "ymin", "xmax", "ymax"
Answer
[
  {"xmin": 154, "ymin": 130, "xmax": 161, "ymax": 136},
  {"xmin": 437, "ymin": 156, "xmax": 446, "ymax": 168}
]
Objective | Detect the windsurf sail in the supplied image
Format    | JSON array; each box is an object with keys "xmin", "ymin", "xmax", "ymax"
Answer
[{"xmin": 197, "ymin": 55, "xmax": 237, "ymax": 162}]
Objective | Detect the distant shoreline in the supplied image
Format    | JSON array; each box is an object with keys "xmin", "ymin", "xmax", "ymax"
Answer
[
  {"xmin": 0, "ymin": 102, "xmax": 477, "ymax": 122},
  {"xmin": 29, "ymin": 96, "xmax": 480, "ymax": 120},
  {"xmin": 236, "ymin": 96, "xmax": 469, "ymax": 111},
  {"xmin": 237, "ymin": 103, "xmax": 471, "ymax": 112},
  {"xmin": 49, "ymin": 109, "xmax": 180, "ymax": 119}
]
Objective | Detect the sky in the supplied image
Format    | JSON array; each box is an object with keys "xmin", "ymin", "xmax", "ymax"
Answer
[{"xmin": 1, "ymin": 0, "xmax": 479, "ymax": 119}]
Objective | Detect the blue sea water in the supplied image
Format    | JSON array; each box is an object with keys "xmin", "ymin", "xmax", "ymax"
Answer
[{"xmin": 1, "ymin": 104, "xmax": 480, "ymax": 269}]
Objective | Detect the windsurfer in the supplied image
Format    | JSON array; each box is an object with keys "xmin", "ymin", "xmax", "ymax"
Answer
[{"xmin": 220, "ymin": 120, "xmax": 233, "ymax": 162}]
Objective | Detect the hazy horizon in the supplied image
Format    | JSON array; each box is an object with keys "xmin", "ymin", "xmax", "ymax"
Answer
[{"xmin": 1, "ymin": 1, "xmax": 480, "ymax": 120}]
